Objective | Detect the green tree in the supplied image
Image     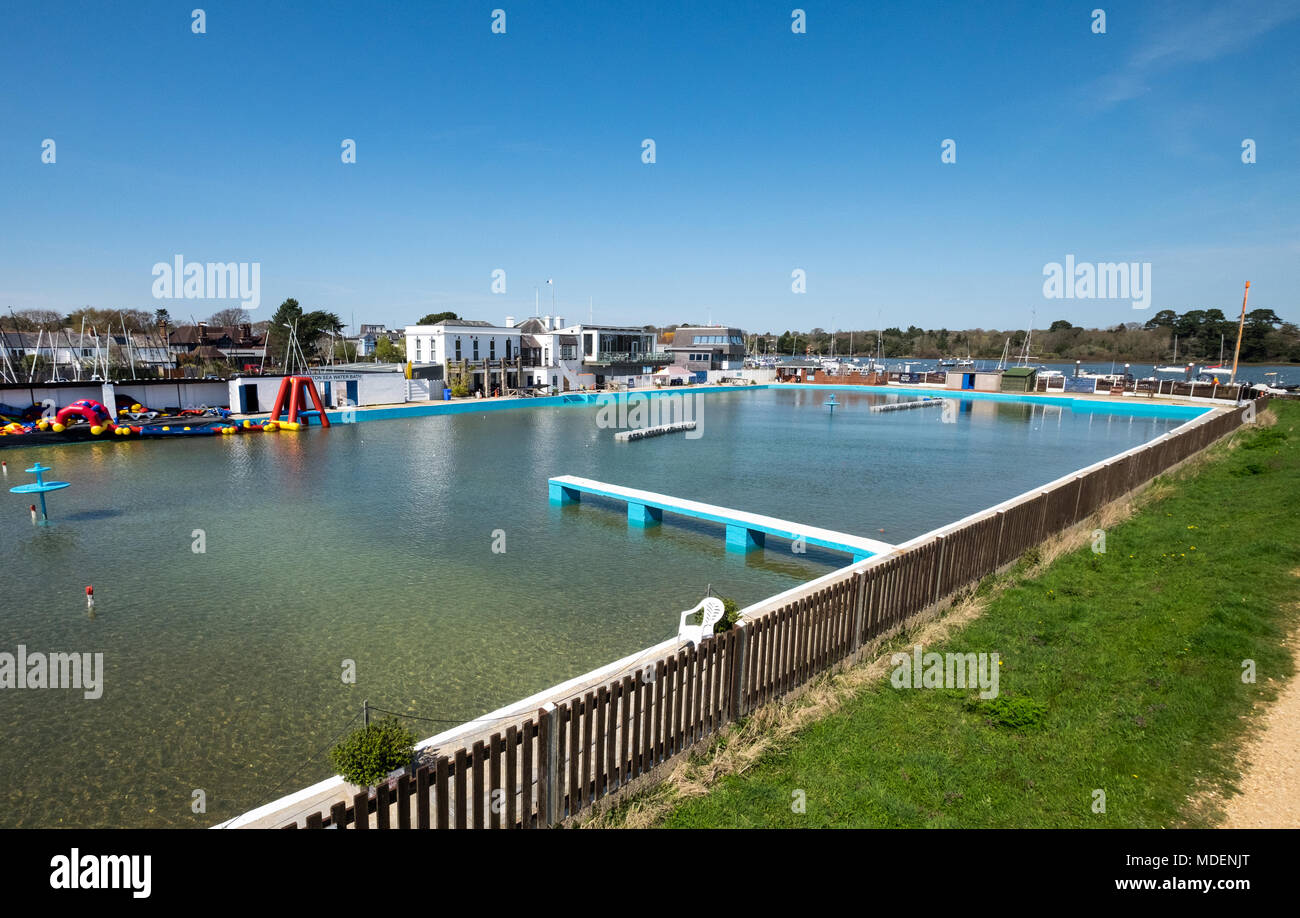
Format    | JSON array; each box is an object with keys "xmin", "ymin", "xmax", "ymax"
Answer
[
  {"xmin": 417, "ymin": 311, "xmax": 459, "ymax": 325},
  {"xmin": 297, "ymin": 310, "xmax": 344, "ymax": 359},
  {"xmin": 1143, "ymin": 309, "xmax": 1178, "ymax": 331},
  {"xmin": 1241, "ymin": 308, "xmax": 1283, "ymax": 361},
  {"xmin": 373, "ymin": 336, "xmax": 405, "ymax": 363},
  {"xmin": 264, "ymin": 299, "xmax": 301, "ymax": 367}
]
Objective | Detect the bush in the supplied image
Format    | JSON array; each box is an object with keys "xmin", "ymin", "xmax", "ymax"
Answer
[
  {"xmin": 715, "ymin": 596, "xmax": 742, "ymax": 633},
  {"xmin": 328, "ymin": 717, "xmax": 416, "ymax": 788},
  {"xmin": 686, "ymin": 594, "xmax": 743, "ymax": 634},
  {"xmin": 968, "ymin": 695, "xmax": 1048, "ymax": 731}
]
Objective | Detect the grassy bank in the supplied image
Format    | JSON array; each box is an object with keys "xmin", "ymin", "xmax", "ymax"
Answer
[{"xmin": 646, "ymin": 402, "xmax": 1299, "ymax": 828}]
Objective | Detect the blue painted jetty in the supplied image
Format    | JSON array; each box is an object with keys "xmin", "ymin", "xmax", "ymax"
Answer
[{"xmin": 548, "ymin": 475, "xmax": 894, "ymax": 562}]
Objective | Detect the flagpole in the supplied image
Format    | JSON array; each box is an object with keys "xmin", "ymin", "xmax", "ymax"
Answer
[{"xmin": 1229, "ymin": 281, "xmax": 1250, "ymax": 387}]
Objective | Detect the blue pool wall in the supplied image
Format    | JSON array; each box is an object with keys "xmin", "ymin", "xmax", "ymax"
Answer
[{"xmin": 316, "ymin": 382, "xmax": 1212, "ymax": 426}]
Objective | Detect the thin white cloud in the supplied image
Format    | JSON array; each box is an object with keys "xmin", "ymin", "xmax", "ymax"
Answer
[{"xmin": 1092, "ymin": 0, "xmax": 1300, "ymax": 107}]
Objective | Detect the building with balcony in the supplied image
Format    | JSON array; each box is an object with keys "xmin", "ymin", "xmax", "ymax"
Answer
[
  {"xmin": 512, "ymin": 316, "xmax": 666, "ymax": 390},
  {"xmin": 665, "ymin": 326, "xmax": 746, "ymax": 371},
  {"xmin": 402, "ymin": 314, "xmax": 670, "ymax": 393}
]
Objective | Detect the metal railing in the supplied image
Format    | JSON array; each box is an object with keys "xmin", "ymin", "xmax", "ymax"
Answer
[{"xmin": 587, "ymin": 352, "xmax": 674, "ymax": 365}]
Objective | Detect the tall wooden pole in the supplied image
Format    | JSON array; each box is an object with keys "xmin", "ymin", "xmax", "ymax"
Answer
[{"xmin": 1229, "ymin": 281, "xmax": 1249, "ymax": 386}]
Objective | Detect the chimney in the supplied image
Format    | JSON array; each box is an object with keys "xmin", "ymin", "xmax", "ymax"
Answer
[
  {"xmin": 504, "ymin": 316, "xmax": 515, "ymax": 328},
  {"xmin": 543, "ymin": 315, "xmax": 552, "ymax": 330},
  {"xmin": 554, "ymin": 316, "xmax": 564, "ymax": 329}
]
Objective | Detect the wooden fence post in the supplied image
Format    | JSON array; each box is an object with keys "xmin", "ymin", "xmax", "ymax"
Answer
[
  {"xmin": 731, "ymin": 621, "xmax": 749, "ymax": 718},
  {"xmin": 851, "ymin": 569, "xmax": 869, "ymax": 657},
  {"xmin": 541, "ymin": 702, "xmax": 559, "ymax": 827}
]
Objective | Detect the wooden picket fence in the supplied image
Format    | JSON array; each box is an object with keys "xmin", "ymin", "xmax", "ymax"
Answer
[{"xmin": 286, "ymin": 397, "xmax": 1268, "ymax": 829}]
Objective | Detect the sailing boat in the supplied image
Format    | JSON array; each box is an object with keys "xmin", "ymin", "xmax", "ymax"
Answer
[
  {"xmin": 1201, "ymin": 336, "xmax": 1231, "ymax": 378},
  {"xmin": 1153, "ymin": 335, "xmax": 1188, "ymax": 375}
]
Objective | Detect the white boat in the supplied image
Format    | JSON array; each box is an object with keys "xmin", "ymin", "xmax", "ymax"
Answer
[
  {"xmin": 1153, "ymin": 337, "xmax": 1186, "ymax": 374},
  {"xmin": 1076, "ymin": 371, "xmax": 1129, "ymax": 383}
]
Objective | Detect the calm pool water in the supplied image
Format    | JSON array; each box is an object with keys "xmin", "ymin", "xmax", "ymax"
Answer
[{"xmin": 0, "ymin": 387, "xmax": 1191, "ymax": 826}]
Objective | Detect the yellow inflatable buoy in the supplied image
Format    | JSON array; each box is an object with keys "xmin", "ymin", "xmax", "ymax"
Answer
[
  {"xmin": 90, "ymin": 425, "xmax": 104, "ymax": 435},
  {"xmin": 52, "ymin": 423, "xmax": 65, "ymax": 433},
  {"xmin": 161, "ymin": 426, "xmax": 169, "ymax": 431}
]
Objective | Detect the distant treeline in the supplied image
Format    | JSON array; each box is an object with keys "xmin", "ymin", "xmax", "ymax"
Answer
[
  {"xmin": 4, "ymin": 307, "xmax": 262, "ymax": 334},
  {"xmin": 749, "ymin": 308, "xmax": 1297, "ymax": 363}
]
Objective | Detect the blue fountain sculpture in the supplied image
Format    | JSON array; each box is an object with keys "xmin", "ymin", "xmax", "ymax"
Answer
[{"xmin": 9, "ymin": 463, "xmax": 71, "ymax": 522}]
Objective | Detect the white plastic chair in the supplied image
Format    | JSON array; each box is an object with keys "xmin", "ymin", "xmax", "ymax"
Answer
[{"xmin": 678, "ymin": 597, "xmax": 726, "ymax": 646}]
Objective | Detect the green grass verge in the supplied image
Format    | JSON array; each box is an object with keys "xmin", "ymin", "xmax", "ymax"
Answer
[{"xmin": 661, "ymin": 402, "xmax": 1300, "ymax": 828}]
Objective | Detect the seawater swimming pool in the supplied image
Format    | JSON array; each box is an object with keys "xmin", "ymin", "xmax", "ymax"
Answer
[{"xmin": 0, "ymin": 385, "xmax": 1204, "ymax": 827}]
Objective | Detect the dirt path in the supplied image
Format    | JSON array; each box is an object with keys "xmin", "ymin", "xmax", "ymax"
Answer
[{"xmin": 1221, "ymin": 630, "xmax": 1300, "ymax": 828}]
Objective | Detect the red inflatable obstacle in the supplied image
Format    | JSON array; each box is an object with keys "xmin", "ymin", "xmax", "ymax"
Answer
[
  {"xmin": 268, "ymin": 376, "xmax": 331, "ymax": 428},
  {"xmin": 42, "ymin": 399, "xmax": 117, "ymax": 435}
]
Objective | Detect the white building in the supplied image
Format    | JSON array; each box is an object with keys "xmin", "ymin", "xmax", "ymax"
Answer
[
  {"xmin": 403, "ymin": 315, "xmax": 667, "ymax": 393},
  {"xmin": 404, "ymin": 319, "xmax": 522, "ymax": 367},
  {"xmin": 514, "ymin": 315, "xmax": 664, "ymax": 390}
]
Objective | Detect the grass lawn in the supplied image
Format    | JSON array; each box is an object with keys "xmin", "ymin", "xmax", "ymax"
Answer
[{"xmin": 660, "ymin": 401, "xmax": 1300, "ymax": 828}]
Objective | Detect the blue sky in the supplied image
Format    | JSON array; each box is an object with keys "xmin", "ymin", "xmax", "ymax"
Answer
[{"xmin": 1, "ymin": 1, "xmax": 1296, "ymax": 333}]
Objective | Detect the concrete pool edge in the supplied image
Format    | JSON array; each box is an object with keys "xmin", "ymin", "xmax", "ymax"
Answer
[{"xmin": 300, "ymin": 380, "xmax": 1213, "ymax": 426}]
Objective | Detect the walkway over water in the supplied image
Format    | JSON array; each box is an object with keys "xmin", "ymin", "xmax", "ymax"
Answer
[{"xmin": 548, "ymin": 475, "xmax": 896, "ymax": 561}]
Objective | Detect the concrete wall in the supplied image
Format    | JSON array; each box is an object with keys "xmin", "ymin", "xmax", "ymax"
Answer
[
  {"xmin": 226, "ymin": 372, "xmax": 414, "ymax": 415},
  {"xmin": 706, "ymin": 368, "xmax": 778, "ymax": 384},
  {"xmin": 1, "ymin": 380, "xmax": 229, "ymax": 413}
]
